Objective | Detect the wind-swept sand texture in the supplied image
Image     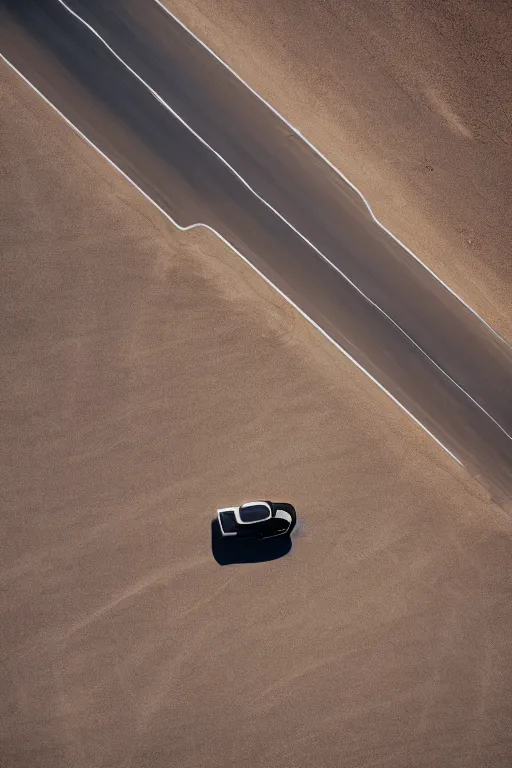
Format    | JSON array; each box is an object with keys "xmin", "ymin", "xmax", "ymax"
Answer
[
  {"xmin": 1, "ymin": 61, "xmax": 512, "ymax": 768},
  {"xmin": 166, "ymin": 0, "xmax": 512, "ymax": 342}
]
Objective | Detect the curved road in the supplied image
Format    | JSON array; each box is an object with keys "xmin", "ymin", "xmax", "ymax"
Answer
[{"xmin": 1, "ymin": 0, "xmax": 511, "ymax": 501}]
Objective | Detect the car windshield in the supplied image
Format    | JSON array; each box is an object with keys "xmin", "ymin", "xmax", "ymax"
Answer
[{"xmin": 239, "ymin": 504, "xmax": 270, "ymax": 523}]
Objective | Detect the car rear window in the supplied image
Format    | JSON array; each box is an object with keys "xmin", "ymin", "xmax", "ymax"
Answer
[
  {"xmin": 219, "ymin": 510, "xmax": 237, "ymax": 533},
  {"xmin": 239, "ymin": 504, "xmax": 270, "ymax": 523}
]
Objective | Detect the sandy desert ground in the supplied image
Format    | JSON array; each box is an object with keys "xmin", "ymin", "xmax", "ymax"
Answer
[
  {"xmin": 1, "ymin": 36, "xmax": 512, "ymax": 768},
  {"xmin": 167, "ymin": 0, "xmax": 512, "ymax": 343}
]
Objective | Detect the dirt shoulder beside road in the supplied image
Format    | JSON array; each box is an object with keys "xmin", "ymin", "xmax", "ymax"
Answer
[
  {"xmin": 1, "ymin": 62, "xmax": 511, "ymax": 768},
  {"xmin": 166, "ymin": 0, "xmax": 512, "ymax": 342}
]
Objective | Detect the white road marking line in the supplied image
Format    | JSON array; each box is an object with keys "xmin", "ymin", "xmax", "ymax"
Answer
[
  {"xmin": 0, "ymin": 52, "xmax": 463, "ymax": 466},
  {"xmin": 52, "ymin": 0, "xmax": 512, "ymax": 443},
  {"xmin": 153, "ymin": 0, "xmax": 512, "ymax": 352}
]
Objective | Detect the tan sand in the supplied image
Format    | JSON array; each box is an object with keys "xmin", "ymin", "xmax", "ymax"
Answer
[
  {"xmin": 1, "ymin": 60, "xmax": 511, "ymax": 767},
  {"xmin": 165, "ymin": 0, "xmax": 512, "ymax": 342}
]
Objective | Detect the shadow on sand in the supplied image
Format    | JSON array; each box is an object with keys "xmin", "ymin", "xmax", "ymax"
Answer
[{"xmin": 211, "ymin": 520, "xmax": 292, "ymax": 565}]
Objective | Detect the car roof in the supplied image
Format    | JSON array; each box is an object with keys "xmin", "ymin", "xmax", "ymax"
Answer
[{"xmin": 238, "ymin": 502, "xmax": 271, "ymax": 523}]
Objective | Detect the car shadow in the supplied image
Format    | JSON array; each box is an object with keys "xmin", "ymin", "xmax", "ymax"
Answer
[{"xmin": 211, "ymin": 520, "xmax": 292, "ymax": 565}]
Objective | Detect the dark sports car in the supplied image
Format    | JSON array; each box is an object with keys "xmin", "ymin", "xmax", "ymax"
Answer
[{"xmin": 216, "ymin": 501, "xmax": 296, "ymax": 540}]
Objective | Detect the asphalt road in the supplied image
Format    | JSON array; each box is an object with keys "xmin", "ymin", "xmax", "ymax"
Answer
[{"xmin": 1, "ymin": 0, "xmax": 512, "ymax": 502}]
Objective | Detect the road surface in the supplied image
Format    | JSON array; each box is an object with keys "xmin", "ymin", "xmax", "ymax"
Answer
[{"xmin": 1, "ymin": 0, "xmax": 511, "ymax": 502}]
